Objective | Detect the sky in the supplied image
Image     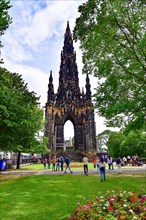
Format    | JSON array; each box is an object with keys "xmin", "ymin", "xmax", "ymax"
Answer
[{"xmin": 1, "ymin": 0, "xmax": 115, "ymax": 139}]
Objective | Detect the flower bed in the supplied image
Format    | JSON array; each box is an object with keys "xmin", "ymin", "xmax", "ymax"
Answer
[
  {"xmin": 68, "ymin": 190, "xmax": 146, "ymax": 220},
  {"xmin": 70, "ymin": 162, "xmax": 83, "ymax": 168}
]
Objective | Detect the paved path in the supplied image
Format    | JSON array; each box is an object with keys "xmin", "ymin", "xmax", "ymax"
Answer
[{"xmin": 0, "ymin": 164, "xmax": 145, "ymax": 176}]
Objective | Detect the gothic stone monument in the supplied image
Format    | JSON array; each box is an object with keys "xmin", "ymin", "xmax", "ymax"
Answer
[{"xmin": 45, "ymin": 22, "xmax": 96, "ymax": 152}]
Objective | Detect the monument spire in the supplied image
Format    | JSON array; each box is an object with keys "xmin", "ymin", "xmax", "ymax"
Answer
[
  {"xmin": 56, "ymin": 21, "xmax": 81, "ymax": 105},
  {"xmin": 47, "ymin": 70, "xmax": 54, "ymax": 103}
]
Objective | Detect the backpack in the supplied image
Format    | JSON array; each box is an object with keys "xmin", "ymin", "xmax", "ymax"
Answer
[{"xmin": 65, "ymin": 157, "xmax": 70, "ymax": 165}]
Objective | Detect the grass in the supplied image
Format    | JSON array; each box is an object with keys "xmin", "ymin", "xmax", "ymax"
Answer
[
  {"xmin": 11, "ymin": 162, "xmax": 95, "ymax": 171},
  {"xmin": 0, "ymin": 172, "xmax": 145, "ymax": 220}
]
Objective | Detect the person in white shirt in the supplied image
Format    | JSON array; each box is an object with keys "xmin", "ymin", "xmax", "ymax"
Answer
[
  {"xmin": 99, "ymin": 158, "xmax": 106, "ymax": 182},
  {"xmin": 82, "ymin": 154, "xmax": 88, "ymax": 176},
  {"xmin": 96, "ymin": 156, "xmax": 100, "ymax": 172}
]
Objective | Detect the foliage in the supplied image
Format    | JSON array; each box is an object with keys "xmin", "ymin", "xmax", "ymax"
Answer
[
  {"xmin": 97, "ymin": 130, "xmax": 111, "ymax": 152},
  {"xmin": 107, "ymin": 130, "xmax": 146, "ymax": 158},
  {"xmin": 0, "ymin": 0, "xmax": 12, "ymax": 35},
  {"xmin": 74, "ymin": 0, "xmax": 146, "ymax": 130},
  {"xmin": 120, "ymin": 131, "xmax": 146, "ymax": 158},
  {"xmin": 0, "ymin": 0, "xmax": 12, "ymax": 63},
  {"xmin": 0, "ymin": 67, "xmax": 47, "ymax": 155},
  {"xmin": 69, "ymin": 189, "xmax": 146, "ymax": 220},
  {"xmin": 107, "ymin": 132, "xmax": 125, "ymax": 158}
]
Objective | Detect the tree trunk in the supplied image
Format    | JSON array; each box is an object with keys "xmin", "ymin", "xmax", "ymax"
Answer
[{"xmin": 16, "ymin": 151, "xmax": 21, "ymax": 169}]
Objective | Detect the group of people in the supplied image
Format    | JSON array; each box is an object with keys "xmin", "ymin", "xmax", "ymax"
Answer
[
  {"xmin": 43, "ymin": 153, "xmax": 141, "ymax": 182},
  {"xmin": 121, "ymin": 155, "xmax": 143, "ymax": 166},
  {"xmin": 92, "ymin": 155, "xmax": 114, "ymax": 171},
  {"xmin": 43, "ymin": 155, "xmax": 73, "ymax": 173}
]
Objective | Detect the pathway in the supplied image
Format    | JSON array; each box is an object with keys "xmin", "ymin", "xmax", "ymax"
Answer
[{"xmin": 0, "ymin": 164, "xmax": 145, "ymax": 176}]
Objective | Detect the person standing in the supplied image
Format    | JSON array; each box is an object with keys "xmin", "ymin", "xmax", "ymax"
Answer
[
  {"xmin": 43, "ymin": 158, "xmax": 47, "ymax": 169},
  {"xmin": 82, "ymin": 154, "xmax": 88, "ymax": 176},
  {"xmin": 99, "ymin": 158, "xmax": 106, "ymax": 182},
  {"xmin": 64, "ymin": 155, "xmax": 73, "ymax": 173},
  {"xmin": 56, "ymin": 156, "xmax": 60, "ymax": 171},
  {"xmin": 51, "ymin": 157, "xmax": 56, "ymax": 171},
  {"xmin": 60, "ymin": 156, "xmax": 64, "ymax": 171},
  {"xmin": 96, "ymin": 156, "xmax": 100, "ymax": 172},
  {"xmin": 107, "ymin": 157, "xmax": 112, "ymax": 170},
  {"xmin": 116, "ymin": 157, "xmax": 122, "ymax": 174},
  {"xmin": 47, "ymin": 157, "xmax": 51, "ymax": 169},
  {"xmin": 110, "ymin": 156, "xmax": 114, "ymax": 170},
  {"xmin": 92, "ymin": 157, "xmax": 97, "ymax": 169}
]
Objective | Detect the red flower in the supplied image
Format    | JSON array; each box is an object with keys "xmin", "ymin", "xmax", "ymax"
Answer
[
  {"xmin": 82, "ymin": 205, "xmax": 90, "ymax": 210},
  {"xmin": 132, "ymin": 191, "xmax": 137, "ymax": 195},
  {"xmin": 108, "ymin": 206, "xmax": 113, "ymax": 211},
  {"xmin": 99, "ymin": 217, "xmax": 105, "ymax": 220},
  {"xmin": 131, "ymin": 196, "xmax": 137, "ymax": 201}
]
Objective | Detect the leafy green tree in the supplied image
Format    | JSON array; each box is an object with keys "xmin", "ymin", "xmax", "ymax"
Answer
[
  {"xmin": 97, "ymin": 129, "xmax": 111, "ymax": 152},
  {"xmin": 120, "ymin": 130, "xmax": 146, "ymax": 157},
  {"xmin": 107, "ymin": 130, "xmax": 145, "ymax": 158},
  {"xmin": 74, "ymin": 0, "xmax": 146, "ymax": 130},
  {"xmin": 107, "ymin": 131, "xmax": 125, "ymax": 158},
  {"xmin": 0, "ymin": 0, "xmax": 12, "ymax": 63},
  {"xmin": 0, "ymin": 67, "xmax": 47, "ymax": 168}
]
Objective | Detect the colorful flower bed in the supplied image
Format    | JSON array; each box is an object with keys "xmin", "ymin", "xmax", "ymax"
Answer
[{"xmin": 68, "ymin": 190, "xmax": 146, "ymax": 220}]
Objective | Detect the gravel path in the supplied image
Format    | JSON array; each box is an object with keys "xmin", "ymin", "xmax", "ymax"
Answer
[{"xmin": 0, "ymin": 164, "xmax": 145, "ymax": 176}]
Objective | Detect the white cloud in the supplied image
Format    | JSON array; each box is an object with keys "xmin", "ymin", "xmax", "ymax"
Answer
[{"xmin": 2, "ymin": 0, "xmax": 114, "ymax": 138}]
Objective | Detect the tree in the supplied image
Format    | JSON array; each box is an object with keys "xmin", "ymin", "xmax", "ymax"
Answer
[
  {"xmin": 0, "ymin": 67, "xmax": 47, "ymax": 168},
  {"xmin": 107, "ymin": 132, "xmax": 125, "ymax": 158},
  {"xmin": 107, "ymin": 130, "xmax": 145, "ymax": 158},
  {"xmin": 74, "ymin": 0, "xmax": 146, "ymax": 130},
  {"xmin": 120, "ymin": 130, "xmax": 146, "ymax": 157},
  {"xmin": 97, "ymin": 129, "xmax": 111, "ymax": 152},
  {"xmin": 0, "ymin": 0, "xmax": 12, "ymax": 34},
  {"xmin": 0, "ymin": 0, "xmax": 12, "ymax": 63}
]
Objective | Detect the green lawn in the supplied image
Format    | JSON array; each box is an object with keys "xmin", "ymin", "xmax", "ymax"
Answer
[
  {"xmin": 20, "ymin": 162, "xmax": 95, "ymax": 171},
  {"xmin": 0, "ymin": 172, "xmax": 145, "ymax": 220}
]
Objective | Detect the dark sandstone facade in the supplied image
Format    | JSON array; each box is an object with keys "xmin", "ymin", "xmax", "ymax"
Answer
[{"xmin": 45, "ymin": 22, "xmax": 96, "ymax": 152}]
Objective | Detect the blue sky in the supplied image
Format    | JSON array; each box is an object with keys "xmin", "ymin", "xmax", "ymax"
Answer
[{"xmin": 2, "ymin": 0, "xmax": 115, "ymax": 139}]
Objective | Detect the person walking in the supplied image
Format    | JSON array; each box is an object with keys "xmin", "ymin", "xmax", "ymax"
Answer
[
  {"xmin": 82, "ymin": 154, "xmax": 88, "ymax": 176},
  {"xmin": 99, "ymin": 158, "xmax": 106, "ymax": 182},
  {"xmin": 64, "ymin": 155, "xmax": 73, "ymax": 173}
]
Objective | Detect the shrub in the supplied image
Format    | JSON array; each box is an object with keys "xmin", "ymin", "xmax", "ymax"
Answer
[{"xmin": 68, "ymin": 189, "xmax": 146, "ymax": 220}]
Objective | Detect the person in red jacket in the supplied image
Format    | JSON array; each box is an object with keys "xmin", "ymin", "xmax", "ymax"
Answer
[{"xmin": 92, "ymin": 157, "xmax": 96, "ymax": 169}]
